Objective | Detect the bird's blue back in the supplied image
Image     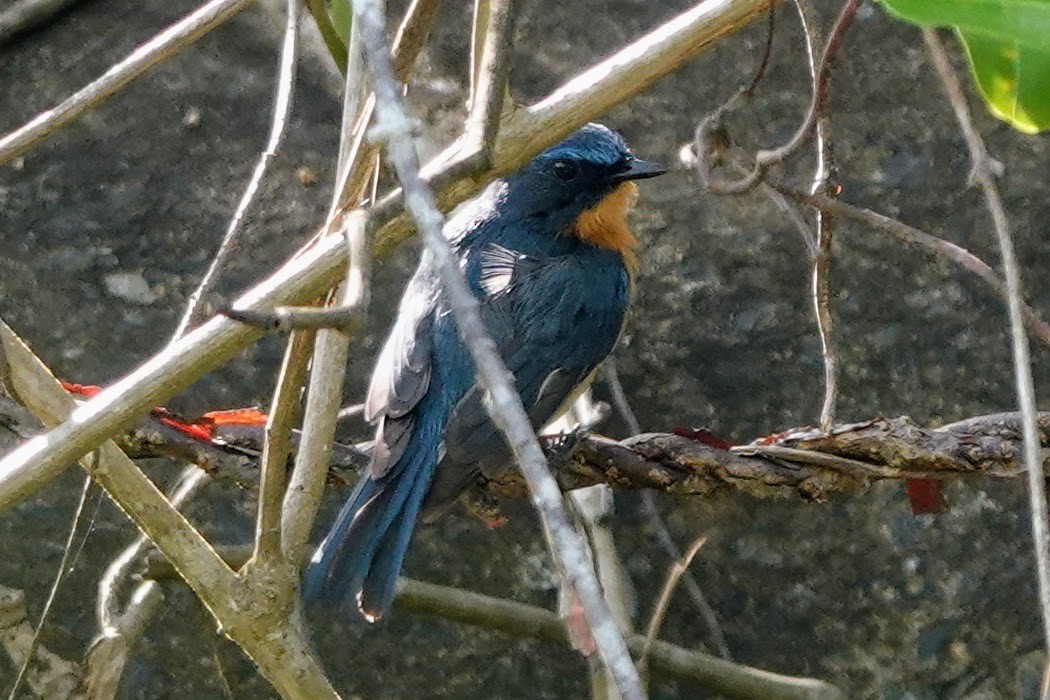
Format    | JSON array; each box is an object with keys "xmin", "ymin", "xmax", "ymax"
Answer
[{"xmin": 303, "ymin": 124, "xmax": 660, "ymax": 624}]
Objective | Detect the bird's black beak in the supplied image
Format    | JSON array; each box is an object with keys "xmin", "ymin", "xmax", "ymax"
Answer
[{"xmin": 611, "ymin": 158, "xmax": 668, "ymax": 183}]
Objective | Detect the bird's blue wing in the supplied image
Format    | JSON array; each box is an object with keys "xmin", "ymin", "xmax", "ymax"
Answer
[
  {"xmin": 424, "ymin": 246, "xmax": 630, "ymax": 512},
  {"xmin": 364, "ymin": 255, "xmax": 439, "ymax": 478}
]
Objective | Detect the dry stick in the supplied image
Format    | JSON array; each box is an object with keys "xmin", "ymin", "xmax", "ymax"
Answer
[
  {"xmin": 7, "ymin": 474, "xmax": 92, "ymax": 700},
  {"xmin": 394, "ymin": 578, "xmax": 842, "ymax": 700},
  {"xmin": 466, "ymin": 0, "xmax": 517, "ymax": 164},
  {"xmin": 0, "ymin": 321, "xmax": 341, "ymax": 700},
  {"xmin": 278, "ymin": 13, "xmax": 375, "ymax": 566},
  {"xmin": 772, "ymin": 187, "xmax": 1050, "ymax": 350},
  {"xmin": 142, "ymin": 549, "xmax": 841, "ymax": 700},
  {"xmin": 279, "ymin": 219, "xmax": 366, "ymax": 567},
  {"xmin": 350, "ymin": 0, "xmax": 642, "ymax": 696},
  {"xmin": 602, "ymin": 362, "xmax": 732, "ymax": 661},
  {"xmin": 225, "ymin": 0, "xmax": 442, "ymax": 332},
  {"xmin": 638, "ymin": 535, "xmax": 708, "ymax": 680},
  {"xmin": 921, "ymin": 27, "xmax": 1050, "ymax": 652},
  {"xmin": 791, "ymin": 0, "xmax": 841, "ymax": 431},
  {"xmin": 86, "ymin": 469, "xmax": 208, "ymax": 700},
  {"xmin": 0, "ymin": 0, "xmax": 83, "ymax": 45},
  {"xmin": 0, "ymin": 0, "xmax": 779, "ymax": 520},
  {"xmin": 699, "ymin": 0, "xmax": 859, "ymax": 196},
  {"xmin": 253, "ymin": 330, "xmax": 315, "ymax": 563},
  {"xmin": 89, "ymin": 4, "xmax": 304, "ymax": 693},
  {"xmin": 556, "ymin": 393, "xmax": 635, "ymax": 699},
  {"xmin": 0, "ymin": 0, "xmax": 257, "ymax": 166},
  {"xmin": 172, "ymin": 0, "xmax": 301, "ymax": 340}
]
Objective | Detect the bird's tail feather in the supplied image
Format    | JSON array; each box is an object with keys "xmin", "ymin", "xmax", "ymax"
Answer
[{"xmin": 302, "ymin": 442, "xmax": 438, "ymax": 624}]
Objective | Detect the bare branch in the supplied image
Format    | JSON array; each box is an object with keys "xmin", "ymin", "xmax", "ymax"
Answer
[
  {"xmin": 697, "ymin": 0, "xmax": 859, "ymax": 195},
  {"xmin": 639, "ymin": 535, "xmax": 708, "ymax": 679},
  {"xmin": 171, "ymin": 0, "xmax": 301, "ymax": 340},
  {"xmin": 140, "ymin": 546, "xmax": 840, "ymax": 700},
  {"xmin": 791, "ymin": 0, "xmax": 839, "ymax": 431},
  {"xmin": 921, "ymin": 26, "xmax": 1050, "ymax": 654},
  {"xmin": 0, "ymin": 319, "xmax": 338, "ymax": 699},
  {"xmin": 0, "ymin": 0, "xmax": 258, "ymax": 166},
  {"xmin": 395, "ymin": 578, "xmax": 843, "ymax": 700},
  {"xmin": 772, "ymin": 187, "xmax": 1050, "ymax": 349},
  {"xmin": 278, "ymin": 228, "xmax": 364, "ymax": 567},
  {"xmin": 254, "ymin": 330, "xmax": 314, "ymax": 563},
  {"xmin": 350, "ymin": 0, "xmax": 643, "ymax": 694},
  {"xmin": 466, "ymin": 0, "xmax": 518, "ymax": 165},
  {"xmin": 0, "ymin": 0, "xmax": 83, "ymax": 45},
  {"xmin": 603, "ymin": 362, "xmax": 732, "ymax": 661}
]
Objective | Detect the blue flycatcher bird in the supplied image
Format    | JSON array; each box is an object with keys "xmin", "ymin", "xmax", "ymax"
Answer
[{"xmin": 303, "ymin": 123, "xmax": 666, "ymax": 624}]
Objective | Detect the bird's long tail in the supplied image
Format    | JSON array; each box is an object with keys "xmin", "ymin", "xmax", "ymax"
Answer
[{"xmin": 301, "ymin": 434, "xmax": 439, "ymax": 624}]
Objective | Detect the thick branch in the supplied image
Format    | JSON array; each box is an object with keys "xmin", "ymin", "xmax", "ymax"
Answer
[{"xmin": 5, "ymin": 397, "xmax": 1043, "ymax": 501}]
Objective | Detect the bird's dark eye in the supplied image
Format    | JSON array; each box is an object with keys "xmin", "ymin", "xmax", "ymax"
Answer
[{"xmin": 553, "ymin": 159, "xmax": 579, "ymax": 181}]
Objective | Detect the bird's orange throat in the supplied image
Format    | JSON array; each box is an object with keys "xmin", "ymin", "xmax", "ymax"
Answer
[{"xmin": 573, "ymin": 181, "xmax": 639, "ymax": 275}]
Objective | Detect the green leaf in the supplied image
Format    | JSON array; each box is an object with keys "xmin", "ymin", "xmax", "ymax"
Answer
[
  {"xmin": 959, "ymin": 30, "xmax": 1050, "ymax": 134},
  {"xmin": 880, "ymin": 0, "xmax": 1050, "ymax": 133},
  {"xmin": 330, "ymin": 0, "xmax": 351, "ymax": 43},
  {"xmin": 881, "ymin": 0, "xmax": 1050, "ymax": 48}
]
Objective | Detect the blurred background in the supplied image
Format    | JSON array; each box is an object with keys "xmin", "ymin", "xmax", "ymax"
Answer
[{"xmin": 1, "ymin": 0, "xmax": 1049, "ymax": 696}]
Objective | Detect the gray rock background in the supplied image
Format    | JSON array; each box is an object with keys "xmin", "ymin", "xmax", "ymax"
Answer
[{"xmin": 1, "ymin": 0, "xmax": 1048, "ymax": 697}]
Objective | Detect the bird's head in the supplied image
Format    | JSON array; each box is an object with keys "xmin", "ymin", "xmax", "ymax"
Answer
[{"xmin": 500, "ymin": 123, "xmax": 666, "ymax": 267}]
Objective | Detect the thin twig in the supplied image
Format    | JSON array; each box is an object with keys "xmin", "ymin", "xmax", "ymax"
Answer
[
  {"xmin": 921, "ymin": 27, "xmax": 1050, "ymax": 652},
  {"xmin": 278, "ymin": 217, "xmax": 366, "ymax": 566},
  {"xmin": 171, "ymin": 0, "xmax": 301, "ymax": 340},
  {"xmin": 772, "ymin": 186, "xmax": 1050, "ymax": 350},
  {"xmin": 602, "ymin": 362, "xmax": 733, "ymax": 660},
  {"xmin": 0, "ymin": 0, "xmax": 83, "ymax": 45},
  {"xmin": 142, "ymin": 548, "xmax": 842, "ymax": 700},
  {"xmin": 638, "ymin": 535, "xmax": 708, "ymax": 679},
  {"xmin": 466, "ymin": 0, "xmax": 518, "ymax": 165},
  {"xmin": 7, "ymin": 473, "xmax": 92, "ymax": 700},
  {"xmin": 0, "ymin": 0, "xmax": 257, "ymax": 166},
  {"xmin": 792, "ymin": 0, "xmax": 838, "ymax": 431},
  {"xmin": 350, "ymin": 0, "xmax": 642, "ymax": 696},
  {"xmin": 95, "ymin": 468, "xmax": 207, "ymax": 636},
  {"xmin": 253, "ymin": 330, "xmax": 314, "ymax": 563},
  {"xmin": 697, "ymin": 0, "xmax": 859, "ymax": 195}
]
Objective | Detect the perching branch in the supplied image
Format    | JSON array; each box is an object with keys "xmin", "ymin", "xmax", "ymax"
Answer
[
  {"xmin": 6, "ymin": 392, "xmax": 1045, "ymax": 505},
  {"xmin": 921, "ymin": 27, "xmax": 1050, "ymax": 655},
  {"xmin": 253, "ymin": 330, "xmax": 314, "ymax": 563},
  {"xmin": 349, "ymin": 0, "xmax": 643, "ymax": 695}
]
